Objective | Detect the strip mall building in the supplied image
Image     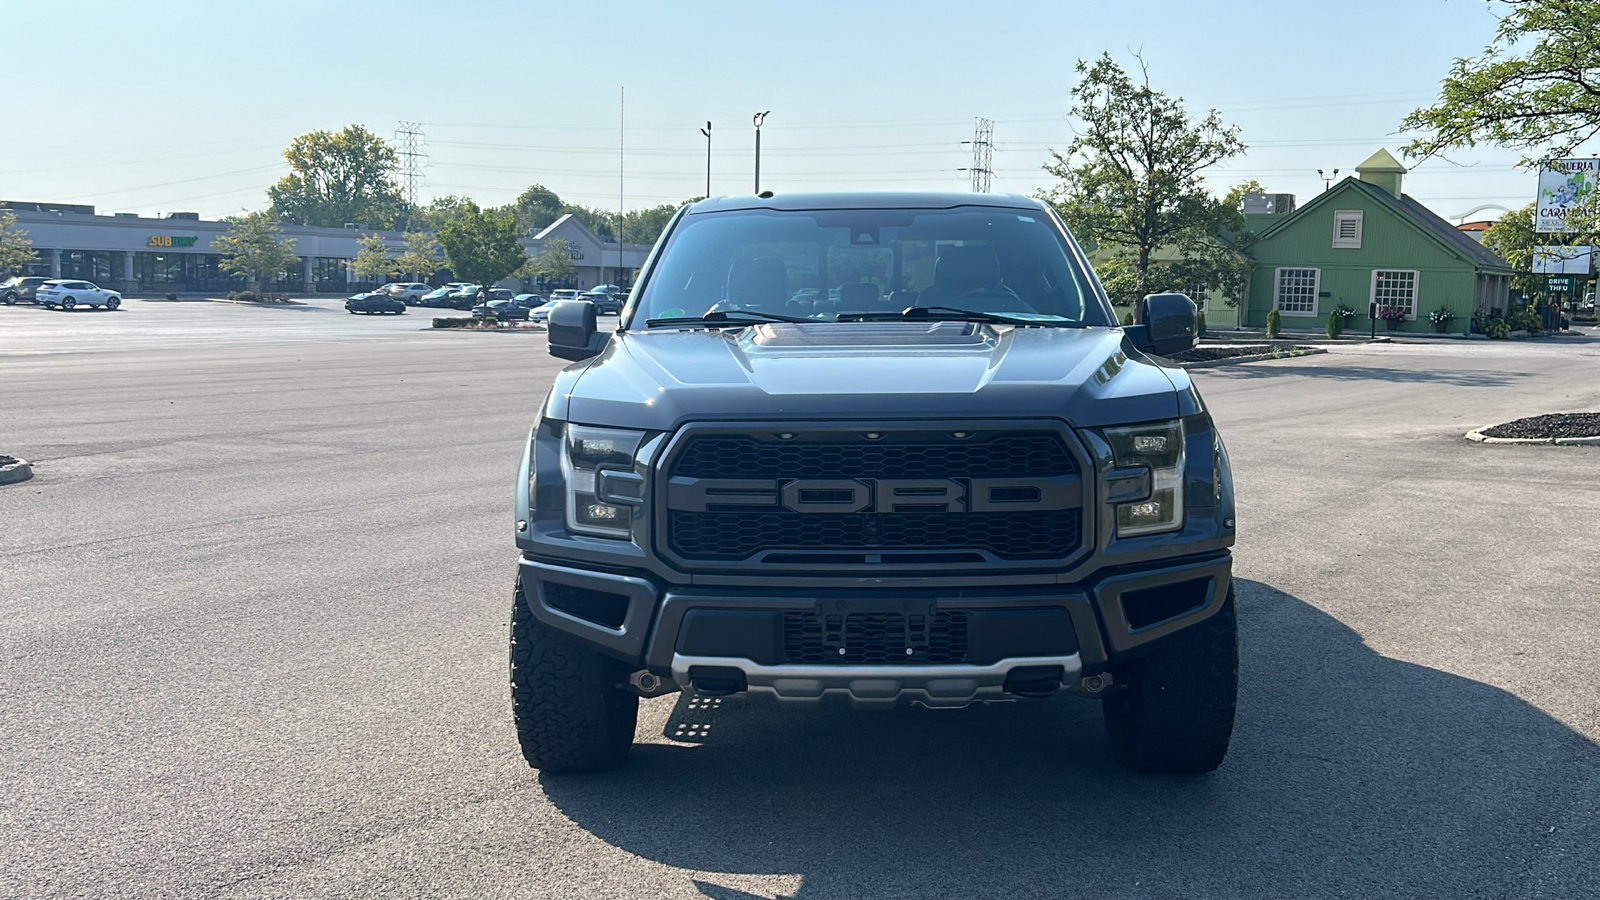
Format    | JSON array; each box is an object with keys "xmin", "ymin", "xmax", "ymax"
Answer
[{"xmin": 2, "ymin": 201, "xmax": 649, "ymax": 295}]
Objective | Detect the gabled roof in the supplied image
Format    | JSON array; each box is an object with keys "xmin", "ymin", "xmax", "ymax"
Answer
[
  {"xmin": 532, "ymin": 212, "xmax": 599, "ymax": 243},
  {"xmin": 1255, "ymin": 177, "xmax": 1512, "ymax": 273}
]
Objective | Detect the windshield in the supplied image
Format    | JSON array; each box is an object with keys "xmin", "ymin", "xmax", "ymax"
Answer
[{"xmin": 629, "ymin": 205, "xmax": 1108, "ymax": 327}]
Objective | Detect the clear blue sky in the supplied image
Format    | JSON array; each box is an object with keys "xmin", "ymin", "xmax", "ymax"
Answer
[{"xmin": 4, "ymin": 0, "xmax": 1552, "ymax": 223}]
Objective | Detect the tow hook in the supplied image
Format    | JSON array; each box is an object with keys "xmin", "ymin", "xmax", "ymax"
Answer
[
  {"xmin": 1068, "ymin": 672, "xmax": 1115, "ymax": 698},
  {"xmin": 628, "ymin": 669, "xmax": 679, "ymax": 698}
]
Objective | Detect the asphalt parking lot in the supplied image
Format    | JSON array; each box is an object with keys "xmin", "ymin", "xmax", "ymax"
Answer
[{"xmin": 2, "ymin": 305, "xmax": 1598, "ymax": 898}]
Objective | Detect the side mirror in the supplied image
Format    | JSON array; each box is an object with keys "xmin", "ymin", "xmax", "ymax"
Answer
[
  {"xmin": 548, "ymin": 300, "xmax": 607, "ymax": 361},
  {"xmin": 1127, "ymin": 292, "xmax": 1198, "ymax": 357}
]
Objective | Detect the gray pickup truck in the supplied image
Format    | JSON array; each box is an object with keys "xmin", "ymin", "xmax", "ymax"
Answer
[{"xmin": 512, "ymin": 192, "xmax": 1237, "ymax": 775}]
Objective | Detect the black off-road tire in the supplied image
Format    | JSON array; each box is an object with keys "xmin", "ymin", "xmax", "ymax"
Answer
[
  {"xmin": 1102, "ymin": 585, "xmax": 1238, "ymax": 774},
  {"xmin": 510, "ymin": 579, "xmax": 638, "ymax": 773}
]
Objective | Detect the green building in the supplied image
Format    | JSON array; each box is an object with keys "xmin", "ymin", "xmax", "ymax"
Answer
[{"xmin": 1242, "ymin": 150, "xmax": 1513, "ymax": 335}]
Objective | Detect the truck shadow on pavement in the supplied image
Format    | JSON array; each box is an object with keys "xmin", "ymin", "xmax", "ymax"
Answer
[
  {"xmin": 537, "ymin": 579, "xmax": 1598, "ymax": 898},
  {"xmin": 1206, "ymin": 363, "xmax": 1523, "ymax": 387}
]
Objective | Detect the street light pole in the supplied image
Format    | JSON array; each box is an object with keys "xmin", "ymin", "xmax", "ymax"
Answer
[
  {"xmin": 699, "ymin": 121, "xmax": 712, "ymax": 198},
  {"xmin": 752, "ymin": 110, "xmax": 770, "ymax": 194},
  {"xmin": 1317, "ymin": 168, "xmax": 1340, "ymax": 193}
]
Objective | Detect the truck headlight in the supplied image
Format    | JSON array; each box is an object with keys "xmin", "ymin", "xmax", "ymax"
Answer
[
  {"xmin": 562, "ymin": 425, "xmax": 645, "ymax": 538},
  {"xmin": 1102, "ymin": 420, "xmax": 1185, "ymax": 537}
]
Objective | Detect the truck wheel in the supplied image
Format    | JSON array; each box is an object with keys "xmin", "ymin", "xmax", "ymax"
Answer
[
  {"xmin": 510, "ymin": 578, "xmax": 638, "ymax": 773},
  {"xmin": 1101, "ymin": 585, "xmax": 1238, "ymax": 774}
]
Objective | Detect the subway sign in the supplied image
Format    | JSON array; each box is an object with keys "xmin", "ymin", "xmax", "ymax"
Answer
[{"xmin": 147, "ymin": 235, "xmax": 199, "ymax": 248}]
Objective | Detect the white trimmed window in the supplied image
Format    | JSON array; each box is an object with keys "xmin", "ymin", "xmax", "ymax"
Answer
[
  {"xmin": 1185, "ymin": 284, "xmax": 1210, "ymax": 311},
  {"xmin": 1372, "ymin": 269, "xmax": 1419, "ymax": 319},
  {"xmin": 1274, "ymin": 267, "xmax": 1320, "ymax": 316},
  {"xmin": 1333, "ymin": 210, "xmax": 1363, "ymax": 249}
]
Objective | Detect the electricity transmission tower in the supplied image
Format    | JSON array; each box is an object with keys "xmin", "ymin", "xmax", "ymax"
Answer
[
  {"xmin": 395, "ymin": 121, "xmax": 427, "ymax": 212},
  {"xmin": 961, "ymin": 117, "xmax": 994, "ymax": 193}
]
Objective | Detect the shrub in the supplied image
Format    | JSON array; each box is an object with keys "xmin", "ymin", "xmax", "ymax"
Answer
[
  {"xmin": 1325, "ymin": 310, "xmax": 1343, "ymax": 339},
  {"xmin": 432, "ymin": 317, "xmax": 479, "ymax": 328},
  {"xmin": 1509, "ymin": 307, "xmax": 1543, "ymax": 332},
  {"xmin": 1484, "ymin": 317, "xmax": 1511, "ymax": 339},
  {"xmin": 165, "ymin": 292, "xmax": 177, "ymax": 301},
  {"xmin": 1195, "ymin": 311, "xmax": 1207, "ymax": 338},
  {"xmin": 1122, "ymin": 311, "xmax": 1135, "ymax": 326},
  {"xmin": 1266, "ymin": 309, "xmax": 1281, "ymax": 338},
  {"xmin": 226, "ymin": 290, "xmax": 262, "ymax": 303}
]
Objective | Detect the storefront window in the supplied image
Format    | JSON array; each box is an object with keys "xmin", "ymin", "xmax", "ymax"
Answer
[
  {"xmin": 313, "ymin": 257, "xmax": 348, "ymax": 293},
  {"xmin": 134, "ymin": 252, "xmax": 184, "ymax": 286},
  {"xmin": 59, "ymin": 250, "xmax": 113, "ymax": 283}
]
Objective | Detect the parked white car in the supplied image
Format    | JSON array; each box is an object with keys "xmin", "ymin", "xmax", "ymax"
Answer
[{"xmin": 36, "ymin": 280, "xmax": 121, "ymax": 310}]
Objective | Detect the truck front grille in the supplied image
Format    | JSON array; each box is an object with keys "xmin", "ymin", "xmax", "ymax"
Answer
[
  {"xmin": 660, "ymin": 428, "xmax": 1085, "ymax": 566},
  {"xmin": 783, "ymin": 611, "xmax": 968, "ymax": 665}
]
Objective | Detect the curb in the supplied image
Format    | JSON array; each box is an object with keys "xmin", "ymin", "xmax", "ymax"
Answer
[
  {"xmin": 1178, "ymin": 347, "xmax": 1329, "ymax": 369},
  {"xmin": 0, "ymin": 458, "xmax": 34, "ymax": 485},
  {"xmin": 1465, "ymin": 428, "xmax": 1600, "ymax": 445}
]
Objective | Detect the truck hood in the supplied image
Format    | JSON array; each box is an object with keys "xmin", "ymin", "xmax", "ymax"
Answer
[{"xmin": 562, "ymin": 321, "xmax": 1193, "ymax": 431}]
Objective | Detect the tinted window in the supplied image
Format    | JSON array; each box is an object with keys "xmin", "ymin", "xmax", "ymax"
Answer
[{"xmin": 633, "ymin": 206, "xmax": 1104, "ymax": 326}]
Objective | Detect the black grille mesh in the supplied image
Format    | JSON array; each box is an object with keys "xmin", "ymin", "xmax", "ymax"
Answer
[
  {"xmin": 670, "ymin": 509, "xmax": 1079, "ymax": 559},
  {"xmin": 671, "ymin": 434, "xmax": 1075, "ymax": 479},
  {"xmin": 783, "ymin": 611, "xmax": 968, "ymax": 665}
]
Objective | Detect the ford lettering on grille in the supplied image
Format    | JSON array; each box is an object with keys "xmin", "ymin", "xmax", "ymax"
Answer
[{"xmin": 666, "ymin": 476, "xmax": 1080, "ymax": 513}]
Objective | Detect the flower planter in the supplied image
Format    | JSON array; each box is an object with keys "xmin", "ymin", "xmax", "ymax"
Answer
[
  {"xmin": 1384, "ymin": 319, "xmax": 1399, "ymax": 331},
  {"xmin": 1433, "ymin": 320, "xmax": 1450, "ymax": 333}
]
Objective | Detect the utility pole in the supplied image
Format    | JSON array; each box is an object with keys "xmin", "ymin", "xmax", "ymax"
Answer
[
  {"xmin": 960, "ymin": 117, "xmax": 994, "ymax": 193},
  {"xmin": 699, "ymin": 121, "xmax": 712, "ymax": 198},
  {"xmin": 753, "ymin": 110, "xmax": 770, "ymax": 194},
  {"xmin": 618, "ymin": 87, "xmax": 625, "ymax": 286},
  {"xmin": 396, "ymin": 122, "xmax": 426, "ymax": 219}
]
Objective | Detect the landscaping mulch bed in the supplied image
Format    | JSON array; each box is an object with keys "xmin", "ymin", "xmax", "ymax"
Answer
[
  {"xmin": 1169, "ymin": 344, "xmax": 1313, "ymax": 362},
  {"xmin": 1479, "ymin": 413, "xmax": 1600, "ymax": 440}
]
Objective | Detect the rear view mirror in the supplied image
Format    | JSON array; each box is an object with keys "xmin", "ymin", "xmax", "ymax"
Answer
[
  {"xmin": 548, "ymin": 300, "xmax": 607, "ymax": 361},
  {"xmin": 1127, "ymin": 293, "xmax": 1198, "ymax": 357}
]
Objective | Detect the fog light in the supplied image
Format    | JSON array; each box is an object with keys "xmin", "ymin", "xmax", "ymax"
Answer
[
  {"xmin": 1128, "ymin": 500, "xmax": 1163, "ymax": 519},
  {"xmin": 585, "ymin": 503, "xmax": 622, "ymax": 521}
]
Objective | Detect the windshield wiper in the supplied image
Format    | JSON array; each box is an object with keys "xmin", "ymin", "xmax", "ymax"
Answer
[
  {"xmin": 644, "ymin": 309, "xmax": 812, "ymax": 327},
  {"xmin": 837, "ymin": 306, "xmax": 1039, "ymax": 326}
]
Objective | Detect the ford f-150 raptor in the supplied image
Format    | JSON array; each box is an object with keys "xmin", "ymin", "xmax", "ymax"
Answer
[{"xmin": 511, "ymin": 192, "xmax": 1237, "ymax": 775}]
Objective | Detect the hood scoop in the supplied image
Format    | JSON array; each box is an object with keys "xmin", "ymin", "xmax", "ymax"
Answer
[{"xmin": 748, "ymin": 320, "xmax": 992, "ymax": 348}]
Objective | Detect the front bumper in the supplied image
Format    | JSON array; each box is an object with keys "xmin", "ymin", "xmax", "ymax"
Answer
[{"xmin": 517, "ymin": 552, "xmax": 1231, "ymax": 700}]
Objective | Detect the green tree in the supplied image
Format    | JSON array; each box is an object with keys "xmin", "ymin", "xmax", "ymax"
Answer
[
  {"xmin": 268, "ymin": 125, "xmax": 403, "ymax": 229},
  {"xmin": 0, "ymin": 211, "xmax": 38, "ymax": 275},
  {"xmin": 394, "ymin": 232, "xmax": 443, "ymax": 281},
  {"xmin": 522, "ymin": 237, "xmax": 578, "ymax": 285},
  {"xmin": 405, "ymin": 195, "xmax": 476, "ymax": 232},
  {"xmin": 350, "ymin": 232, "xmax": 400, "ymax": 283},
  {"xmin": 620, "ymin": 203, "xmax": 684, "ymax": 244},
  {"xmin": 215, "ymin": 211, "xmax": 299, "ymax": 291},
  {"xmin": 508, "ymin": 184, "xmax": 567, "ymax": 235},
  {"xmin": 1040, "ymin": 53, "xmax": 1250, "ymax": 306},
  {"xmin": 1402, "ymin": 1, "xmax": 1600, "ymax": 161},
  {"xmin": 437, "ymin": 202, "xmax": 527, "ymax": 290}
]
